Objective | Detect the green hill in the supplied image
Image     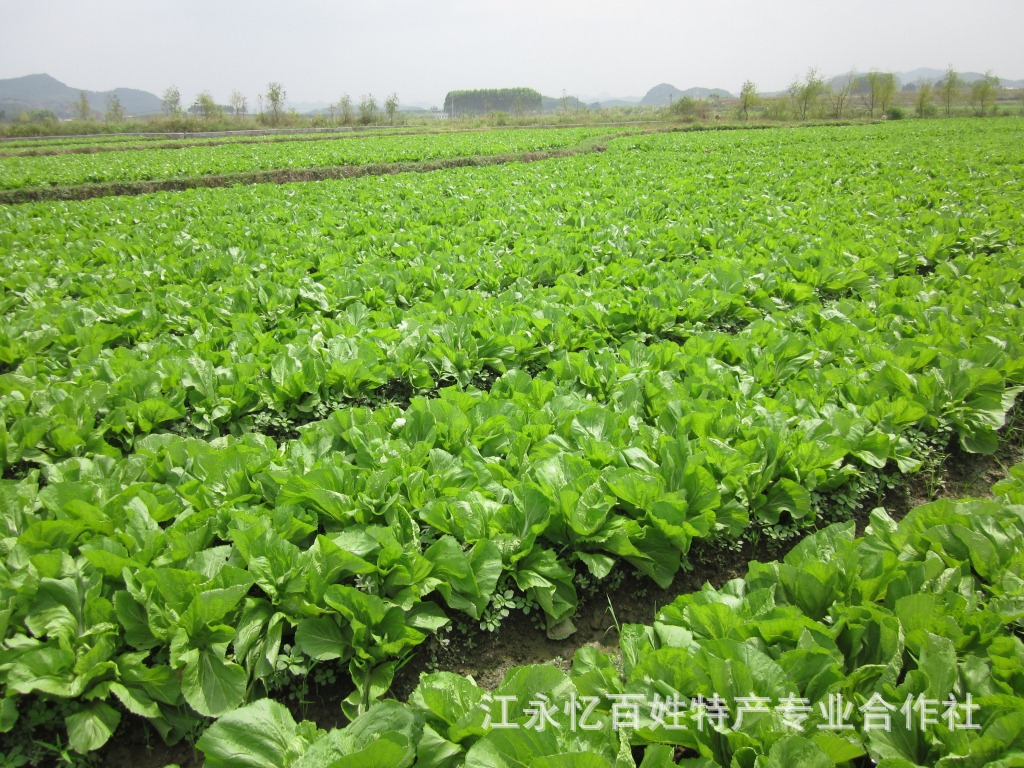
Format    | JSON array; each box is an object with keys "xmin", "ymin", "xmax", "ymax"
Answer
[
  {"xmin": 640, "ymin": 83, "xmax": 733, "ymax": 107},
  {"xmin": 0, "ymin": 73, "xmax": 164, "ymax": 118}
]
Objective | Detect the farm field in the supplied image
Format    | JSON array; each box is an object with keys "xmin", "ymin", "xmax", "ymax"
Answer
[
  {"xmin": 1, "ymin": 118, "xmax": 1023, "ymax": 766},
  {"xmin": 195, "ymin": 468, "xmax": 1024, "ymax": 767},
  {"xmin": 0, "ymin": 129, "xmax": 419, "ymax": 152},
  {"xmin": 0, "ymin": 126, "xmax": 624, "ymax": 190},
  {"xmin": 0, "ymin": 126, "xmax": 528, "ymax": 156},
  {"xmin": 0, "ymin": 133, "xmax": 221, "ymax": 150}
]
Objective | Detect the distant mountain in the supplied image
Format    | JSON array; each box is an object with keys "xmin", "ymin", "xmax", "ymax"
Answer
[
  {"xmin": 578, "ymin": 92, "xmax": 643, "ymax": 107},
  {"xmin": 540, "ymin": 94, "xmax": 589, "ymax": 113},
  {"xmin": 640, "ymin": 83, "xmax": 733, "ymax": 107},
  {"xmin": 898, "ymin": 68, "xmax": 1023, "ymax": 87},
  {"xmin": 896, "ymin": 68, "xmax": 951, "ymax": 86},
  {"xmin": 290, "ymin": 100, "xmax": 331, "ymax": 114},
  {"xmin": 404, "ymin": 101, "xmax": 441, "ymax": 111},
  {"xmin": 596, "ymin": 98, "xmax": 643, "ymax": 108},
  {"xmin": 0, "ymin": 73, "xmax": 163, "ymax": 117}
]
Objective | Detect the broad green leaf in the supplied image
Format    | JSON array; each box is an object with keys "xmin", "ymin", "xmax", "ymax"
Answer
[
  {"xmin": 180, "ymin": 648, "xmax": 248, "ymax": 717},
  {"xmin": 66, "ymin": 701, "xmax": 121, "ymax": 754},
  {"xmin": 197, "ymin": 699, "xmax": 316, "ymax": 768},
  {"xmin": 757, "ymin": 734, "xmax": 833, "ymax": 768},
  {"xmin": 294, "ymin": 616, "xmax": 348, "ymax": 662},
  {"xmin": 917, "ymin": 632, "xmax": 958, "ymax": 700},
  {"xmin": 761, "ymin": 478, "xmax": 812, "ymax": 523},
  {"xmin": 0, "ymin": 698, "xmax": 19, "ymax": 733},
  {"xmin": 409, "ymin": 671, "xmax": 484, "ymax": 733}
]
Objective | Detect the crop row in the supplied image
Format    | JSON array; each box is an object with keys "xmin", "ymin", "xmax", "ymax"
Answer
[
  {"xmin": 194, "ymin": 462, "xmax": 1024, "ymax": 767},
  {"xmin": 0, "ymin": 126, "xmax": 619, "ymax": 190},
  {"xmin": 0, "ymin": 128, "xmax": 420, "ymax": 153},
  {"xmin": 0, "ymin": 133, "xmax": 204, "ymax": 151},
  {"xmin": 1, "ymin": 119, "xmax": 1022, "ymax": 754}
]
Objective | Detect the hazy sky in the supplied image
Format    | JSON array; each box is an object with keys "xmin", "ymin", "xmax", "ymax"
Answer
[{"xmin": 3, "ymin": 0, "xmax": 1022, "ymax": 106}]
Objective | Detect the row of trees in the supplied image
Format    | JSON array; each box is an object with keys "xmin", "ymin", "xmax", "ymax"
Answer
[
  {"xmin": 6, "ymin": 93, "xmax": 131, "ymax": 124},
  {"xmin": 65, "ymin": 88, "xmax": 248, "ymax": 124},
  {"xmin": 66, "ymin": 91, "xmax": 126, "ymax": 122},
  {"xmin": 7, "ymin": 68, "xmax": 1015, "ymax": 133},
  {"xmin": 323, "ymin": 92, "xmax": 400, "ymax": 126},
  {"xmin": 94, "ymin": 69, "xmax": 1018, "ymax": 128},
  {"xmin": 158, "ymin": 84, "xmax": 401, "ymax": 127},
  {"xmin": 160, "ymin": 85, "xmax": 251, "ymax": 121},
  {"xmin": 730, "ymin": 67, "xmax": 1006, "ymax": 122},
  {"xmin": 15, "ymin": 89, "xmax": 244, "ymax": 125},
  {"xmin": 442, "ymin": 88, "xmax": 543, "ymax": 119}
]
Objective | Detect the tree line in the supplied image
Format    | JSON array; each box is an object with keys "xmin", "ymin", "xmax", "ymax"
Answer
[
  {"xmin": 5, "ymin": 67, "xmax": 1019, "ymax": 136},
  {"xmin": 442, "ymin": 88, "xmax": 543, "ymax": 118},
  {"xmin": 723, "ymin": 67, "xmax": 1007, "ymax": 122},
  {"xmin": 156, "ymin": 84, "xmax": 402, "ymax": 127}
]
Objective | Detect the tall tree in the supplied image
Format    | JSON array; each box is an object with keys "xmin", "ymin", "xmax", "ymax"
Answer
[
  {"xmin": 738, "ymin": 80, "xmax": 758, "ymax": 120},
  {"xmin": 863, "ymin": 71, "xmax": 897, "ymax": 118},
  {"xmin": 876, "ymin": 72, "xmax": 897, "ymax": 116},
  {"xmin": 829, "ymin": 74, "xmax": 853, "ymax": 119},
  {"xmin": 938, "ymin": 67, "xmax": 962, "ymax": 117},
  {"xmin": 915, "ymin": 81, "xmax": 934, "ymax": 118},
  {"xmin": 194, "ymin": 90, "xmax": 220, "ymax": 119},
  {"xmin": 512, "ymin": 92, "xmax": 525, "ymax": 118},
  {"xmin": 75, "ymin": 91, "xmax": 91, "ymax": 121},
  {"xmin": 264, "ymin": 82, "xmax": 286, "ymax": 125},
  {"xmin": 105, "ymin": 94, "xmax": 125, "ymax": 122},
  {"xmin": 385, "ymin": 92, "xmax": 399, "ymax": 125},
  {"xmin": 789, "ymin": 69, "xmax": 825, "ymax": 121},
  {"xmin": 559, "ymin": 89, "xmax": 572, "ymax": 114},
  {"xmin": 358, "ymin": 93, "xmax": 378, "ymax": 125},
  {"xmin": 337, "ymin": 94, "xmax": 353, "ymax": 125},
  {"xmin": 913, "ymin": 81, "xmax": 937, "ymax": 118},
  {"xmin": 969, "ymin": 71, "xmax": 1000, "ymax": 116},
  {"xmin": 230, "ymin": 91, "xmax": 247, "ymax": 118},
  {"xmin": 162, "ymin": 86, "xmax": 182, "ymax": 117}
]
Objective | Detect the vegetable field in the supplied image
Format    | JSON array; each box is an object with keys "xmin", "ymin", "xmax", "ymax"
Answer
[
  {"xmin": 0, "ymin": 127, "xmax": 620, "ymax": 190},
  {"xmin": 1, "ymin": 118, "xmax": 1023, "ymax": 767},
  {"xmin": 0, "ymin": 129, "xmax": 424, "ymax": 153}
]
